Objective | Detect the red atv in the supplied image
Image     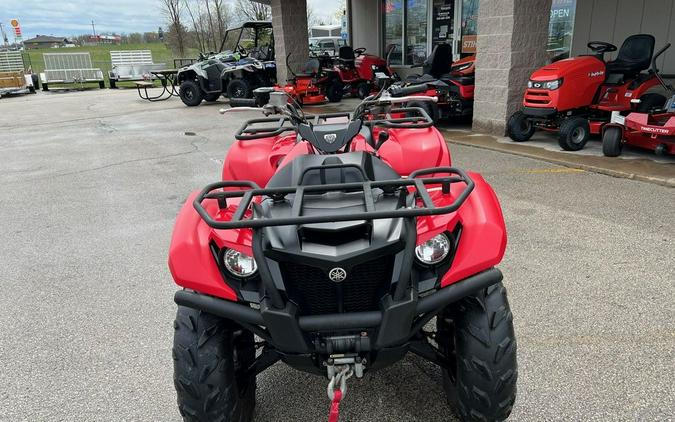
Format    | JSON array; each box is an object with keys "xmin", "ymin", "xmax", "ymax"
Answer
[
  {"xmin": 324, "ymin": 46, "xmax": 391, "ymax": 102},
  {"xmin": 168, "ymin": 86, "xmax": 517, "ymax": 422},
  {"xmin": 508, "ymin": 34, "xmax": 670, "ymax": 151},
  {"xmin": 394, "ymin": 43, "xmax": 476, "ymax": 122}
]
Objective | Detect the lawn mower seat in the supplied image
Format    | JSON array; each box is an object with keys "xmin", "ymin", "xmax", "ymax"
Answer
[
  {"xmin": 293, "ymin": 59, "xmax": 321, "ymax": 78},
  {"xmin": 605, "ymin": 34, "xmax": 655, "ymax": 78},
  {"xmin": 337, "ymin": 46, "xmax": 356, "ymax": 68},
  {"xmin": 423, "ymin": 43, "xmax": 453, "ymax": 79}
]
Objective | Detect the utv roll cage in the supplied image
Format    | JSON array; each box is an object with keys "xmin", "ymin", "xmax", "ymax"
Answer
[{"xmin": 218, "ymin": 21, "xmax": 274, "ymax": 58}]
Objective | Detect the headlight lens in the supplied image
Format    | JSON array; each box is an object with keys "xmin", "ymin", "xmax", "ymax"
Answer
[
  {"xmin": 415, "ymin": 233, "xmax": 451, "ymax": 265},
  {"xmin": 451, "ymin": 62, "xmax": 471, "ymax": 72},
  {"xmin": 223, "ymin": 249, "xmax": 258, "ymax": 277},
  {"xmin": 528, "ymin": 78, "xmax": 562, "ymax": 90}
]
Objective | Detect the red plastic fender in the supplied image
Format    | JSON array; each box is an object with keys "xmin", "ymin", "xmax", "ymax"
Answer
[
  {"xmin": 415, "ymin": 172, "xmax": 507, "ymax": 287},
  {"xmin": 376, "ymin": 127, "xmax": 451, "ymax": 176},
  {"xmin": 222, "ymin": 135, "xmax": 296, "ymax": 187}
]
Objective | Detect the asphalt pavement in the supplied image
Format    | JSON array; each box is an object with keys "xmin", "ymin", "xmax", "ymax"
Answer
[{"xmin": 0, "ymin": 89, "xmax": 673, "ymax": 421}]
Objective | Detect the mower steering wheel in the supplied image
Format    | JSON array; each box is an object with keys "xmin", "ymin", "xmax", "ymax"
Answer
[
  {"xmin": 587, "ymin": 41, "xmax": 617, "ymax": 54},
  {"xmin": 354, "ymin": 47, "xmax": 367, "ymax": 56}
]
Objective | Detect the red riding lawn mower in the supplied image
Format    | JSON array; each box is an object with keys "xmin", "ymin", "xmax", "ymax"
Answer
[
  {"xmin": 602, "ymin": 72, "xmax": 675, "ymax": 157},
  {"xmin": 281, "ymin": 55, "xmax": 331, "ymax": 105},
  {"xmin": 508, "ymin": 34, "xmax": 671, "ymax": 151},
  {"xmin": 393, "ymin": 43, "xmax": 476, "ymax": 123},
  {"xmin": 169, "ymin": 85, "xmax": 517, "ymax": 422},
  {"xmin": 324, "ymin": 46, "xmax": 392, "ymax": 102}
]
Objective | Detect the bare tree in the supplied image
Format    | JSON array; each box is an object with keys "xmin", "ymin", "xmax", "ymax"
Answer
[
  {"xmin": 235, "ymin": 0, "xmax": 271, "ymax": 21},
  {"xmin": 184, "ymin": 0, "xmax": 207, "ymax": 52},
  {"xmin": 160, "ymin": 0, "xmax": 187, "ymax": 55}
]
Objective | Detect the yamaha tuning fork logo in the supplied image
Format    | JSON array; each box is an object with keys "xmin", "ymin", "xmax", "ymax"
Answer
[{"xmin": 328, "ymin": 267, "xmax": 347, "ymax": 282}]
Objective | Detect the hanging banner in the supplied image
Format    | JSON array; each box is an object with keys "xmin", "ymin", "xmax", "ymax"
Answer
[{"xmin": 10, "ymin": 18, "xmax": 22, "ymax": 41}]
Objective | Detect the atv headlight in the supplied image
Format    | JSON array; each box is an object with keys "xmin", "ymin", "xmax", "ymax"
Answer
[
  {"xmin": 223, "ymin": 249, "xmax": 257, "ymax": 277},
  {"xmin": 528, "ymin": 78, "xmax": 562, "ymax": 90},
  {"xmin": 415, "ymin": 234, "xmax": 450, "ymax": 265},
  {"xmin": 451, "ymin": 62, "xmax": 471, "ymax": 72}
]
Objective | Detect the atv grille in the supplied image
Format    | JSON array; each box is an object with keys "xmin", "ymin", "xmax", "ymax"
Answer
[{"xmin": 281, "ymin": 256, "xmax": 394, "ymax": 316}]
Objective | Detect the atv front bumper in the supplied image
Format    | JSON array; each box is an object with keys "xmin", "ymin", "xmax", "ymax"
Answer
[{"xmin": 175, "ymin": 267, "xmax": 502, "ymax": 369}]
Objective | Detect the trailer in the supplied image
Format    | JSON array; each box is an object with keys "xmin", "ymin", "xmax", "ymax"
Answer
[
  {"xmin": 0, "ymin": 50, "xmax": 36, "ymax": 97},
  {"xmin": 40, "ymin": 52, "xmax": 105, "ymax": 91},
  {"xmin": 108, "ymin": 50, "xmax": 166, "ymax": 88}
]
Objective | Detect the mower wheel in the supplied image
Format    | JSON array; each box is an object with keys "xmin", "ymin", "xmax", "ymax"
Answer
[
  {"xmin": 602, "ymin": 126, "xmax": 623, "ymax": 157},
  {"xmin": 179, "ymin": 80, "xmax": 204, "ymax": 106},
  {"xmin": 204, "ymin": 92, "xmax": 221, "ymax": 102},
  {"xmin": 437, "ymin": 282, "xmax": 517, "ymax": 422},
  {"xmin": 408, "ymin": 100, "xmax": 439, "ymax": 123},
  {"xmin": 227, "ymin": 79, "xmax": 251, "ymax": 99},
  {"xmin": 636, "ymin": 93, "xmax": 667, "ymax": 113},
  {"xmin": 507, "ymin": 111, "xmax": 535, "ymax": 142},
  {"xmin": 173, "ymin": 306, "xmax": 256, "ymax": 422},
  {"xmin": 326, "ymin": 81, "xmax": 344, "ymax": 102},
  {"xmin": 356, "ymin": 82, "xmax": 370, "ymax": 99},
  {"xmin": 558, "ymin": 117, "xmax": 590, "ymax": 151}
]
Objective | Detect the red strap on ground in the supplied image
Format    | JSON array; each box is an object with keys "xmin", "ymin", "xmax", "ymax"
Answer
[{"xmin": 328, "ymin": 389, "xmax": 343, "ymax": 422}]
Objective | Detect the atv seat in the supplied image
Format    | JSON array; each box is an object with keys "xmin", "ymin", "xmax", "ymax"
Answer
[
  {"xmin": 605, "ymin": 34, "xmax": 655, "ymax": 78},
  {"xmin": 266, "ymin": 152, "xmax": 400, "ymax": 188}
]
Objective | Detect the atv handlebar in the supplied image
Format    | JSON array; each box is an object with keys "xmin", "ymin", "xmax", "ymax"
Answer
[{"xmin": 388, "ymin": 84, "xmax": 432, "ymax": 97}]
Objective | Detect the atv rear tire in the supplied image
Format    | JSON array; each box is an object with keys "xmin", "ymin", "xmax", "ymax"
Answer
[
  {"xmin": 602, "ymin": 126, "xmax": 623, "ymax": 157},
  {"xmin": 437, "ymin": 282, "xmax": 517, "ymax": 422},
  {"xmin": 227, "ymin": 79, "xmax": 252, "ymax": 99},
  {"xmin": 636, "ymin": 93, "xmax": 667, "ymax": 113},
  {"xmin": 204, "ymin": 92, "xmax": 221, "ymax": 102},
  {"xmin": 326, "ymin": 81, "xmax": 344, "ymax": 102},
  {"xmin": 408, "ymin": 100, "xmax": 439, "ymax": 123},
  {"xmin": 558, "ymin": 117, "xmax": 590, "ymax": 151},
  {"xmin": 173, "ymin": 306, "xmax": 256, "ymax": 422},
  {"xmin": 507, "ymin": 111, "xmax": 535, "ymax": 142},
  {"xmin": 180, "ymin": 80, "xmax": 204, "ymax": 106}
]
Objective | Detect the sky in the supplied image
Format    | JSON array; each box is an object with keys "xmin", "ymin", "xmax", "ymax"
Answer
[{"xmin": 1, "ymin": 0, "xmax": 342, "ymax": 40}]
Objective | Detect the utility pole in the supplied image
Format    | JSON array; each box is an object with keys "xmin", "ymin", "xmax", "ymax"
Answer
[{"xmin": 91, "ymin": 20, "xmax": 97, "ymax": 43}]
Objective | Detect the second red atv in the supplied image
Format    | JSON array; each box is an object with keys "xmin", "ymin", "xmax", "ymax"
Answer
[
  {"xmin": 508, "ymin": 34, "xmax": 670, "ymax": 151},
  {"xmin": 169, "ymin": 86, "xmax": 517, "ymax": 421}
]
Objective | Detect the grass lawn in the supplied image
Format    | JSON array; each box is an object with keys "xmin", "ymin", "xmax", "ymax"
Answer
[{"xmin": 23, "ymin": 43, "xmax": 199, "ymax": 88}]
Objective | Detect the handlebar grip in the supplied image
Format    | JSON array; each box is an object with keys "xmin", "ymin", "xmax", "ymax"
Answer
[
  {"xmin": 229, "ymin": 98, "xmax": 258, "ymax": 108},
  {"xmin": 389, "ymin": 84, "xmax": 429, "ymax": 97}
]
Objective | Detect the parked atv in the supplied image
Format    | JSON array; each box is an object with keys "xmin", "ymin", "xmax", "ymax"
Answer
[
  {"xmin": 168, "ymin": 85, "xmax": 517, "ymax": 421},
  {"xmin": 324, "ymin": 46, "xmax": 391, "ymax": 102},
  {"xmin": 176, "ymin": 21, "xmax": 276, "ymax": 106},
  {"xmin": 508, "ymin": 34, "xmax": 669, "ymax": 151}
]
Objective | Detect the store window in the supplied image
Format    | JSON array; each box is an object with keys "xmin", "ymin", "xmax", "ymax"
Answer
[
  {"xmin": 547, "ymin": 0, "xmax": 576, "ymax": 60},
  {"xmin": 461, "ymin": 0, "xmax": 478, "ymax": 55},
  {"xmin": 384, "ymin": 0, "xmax": 428, "ymax": 65},
  {"xmin": 432, "ymin": 0, "xmax": 454, "ymax": 49}
]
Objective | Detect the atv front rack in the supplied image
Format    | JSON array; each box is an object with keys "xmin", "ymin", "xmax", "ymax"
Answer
[{"xmin": 193, "ymin": 166, "xmax": 474, "ymax": 229}]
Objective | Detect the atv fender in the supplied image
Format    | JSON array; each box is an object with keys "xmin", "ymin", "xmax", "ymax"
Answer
[
  {"xmin": 222, "ymin": 135, "xmax": 297, "ymax": 187},
  {"xmin": 416, "ymin": 173, "xmax": 507, "ymax": 287},
  {"xmin": 376, "ymin": 127, "xmax": 451, "ymax": 176}
]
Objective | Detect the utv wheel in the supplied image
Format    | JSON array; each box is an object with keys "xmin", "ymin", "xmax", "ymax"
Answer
[
  {"xmin": 204, "ymin": 92, "xmax": 221, "ymax": 102},
  {"xmin": 356, "ymin": 82, "xmax": 370, "ymax": 99},
  {"xmin": 558, "ymin": 117, "xmax": 590, "ymax": 151},
  {"xmin": 408, "ymin": 100, "xmax": 439, "ymax": 123},
  {"xmin": 173, "ymin": 306, "xmax": 256, "ymax": 422},
  {"xmin": 636, "ymin": 93, "xmax": 667, "ymax": 113},
  {"xmin": 437, "ymin": 282, "xmax": 517, "ymax": 422},
  {"xmin": 227, "ymin": 79, "xmax": 251, "ymax": 99},
  {"xmin": 180, "ymin": 80, "xmax": 204, "ymax": 106},
  {"xmin": 602, "ymin": 126, "xmax": 623, "ymax": 157},
  {"xmin": 326, "ymin": 81, "xmax": 344, "ymax": 102},
  {"xmin": 507, "ymin": 111, "xmax": 535, "ymax": 142}
]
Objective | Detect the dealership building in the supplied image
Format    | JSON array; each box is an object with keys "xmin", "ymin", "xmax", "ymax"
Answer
[{"xmin": 263, "ymin": 0, "xmax": 675, "ymax": 135}]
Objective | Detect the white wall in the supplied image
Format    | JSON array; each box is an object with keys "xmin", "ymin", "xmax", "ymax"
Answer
[
  {"xmin": 571, "ymin": 0, "xmax": 675, "ymax": 76},
  {"xmin": 348, "ymin": 0, "xmax": 382, "ymax": 55}
]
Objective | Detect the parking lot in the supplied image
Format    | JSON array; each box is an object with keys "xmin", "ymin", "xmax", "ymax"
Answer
[{"xmin": 1, "ymin": 89, "xmax": 674, "ymax": 421}]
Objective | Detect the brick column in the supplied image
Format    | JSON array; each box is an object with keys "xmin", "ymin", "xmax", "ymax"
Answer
[
  {"xmin": 271, "ymin": 0, "xmax": 309, "ymax": 83},
  {"xmin": 472, "ymin": 0, "xmax": 552, "ymax": 135}
]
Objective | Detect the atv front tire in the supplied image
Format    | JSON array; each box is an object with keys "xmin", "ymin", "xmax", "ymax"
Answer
[
  {"xmin": 602, "ymin": 126, "xmax": 623, "ymax": 157},
  {"xmin": 356, "ymin": 82, "xmax": 370, "ymax": 99},
  {"xmin": 173, "ymin": 306, "xmax": 256, "ymax": 422},
  {"xmin": 179, "ymin": 80, "xmax": 204, "ymax": 106},
  {"xmin": 507, "ymin": 111, "xmax": 535, "ymax": 142},
  {"xmin": 204, "ymin": 92, "xmax": 222, "ymax": 102},
  {"xmin": 437, "ymin": 282, "xmax": 517, "ymax": 422},
  {"xmin": 558, "ymin": 117, "xmax": 590, "ymax": 151},
  {"xmin": 227, "ymin": 79, "xmax": 252, "ymax": 99},
  {"xmin": 408, "ymin": 100, "xmax": 439, "ymax": 123}
]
